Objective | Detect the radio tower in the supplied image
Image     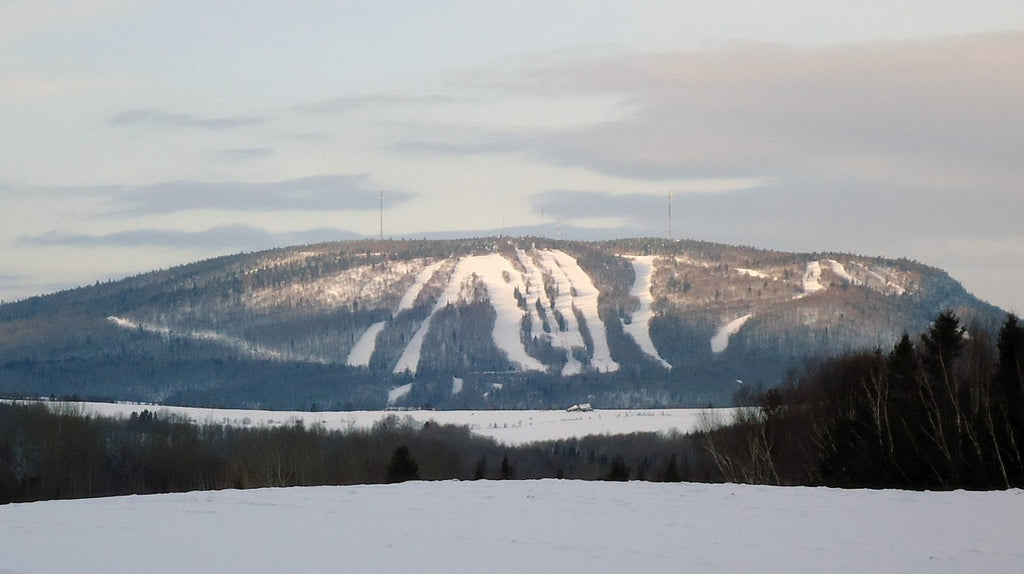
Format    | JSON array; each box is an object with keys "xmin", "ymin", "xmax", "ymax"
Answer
[
  {"xmin": 668, "ymin": 191, "xmax": 673, "ymax": 240},
  {"xmin": 378, "ymin": 190, "xmax": 383, "ymax": 241}
]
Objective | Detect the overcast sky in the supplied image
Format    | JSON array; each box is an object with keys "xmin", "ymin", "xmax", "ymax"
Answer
[{"xmin": 2, "ymin": 1, "xmax": 1022, "ymax": 313}]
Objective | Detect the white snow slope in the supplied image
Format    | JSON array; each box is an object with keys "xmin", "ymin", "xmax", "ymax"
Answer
[
  {"xmin": 622, "ymin": 256, "xmax": 671, "ymax": 369},
  {"xmin": 710, "ymin": 314, "xmax": 754, "ymax": 353},
  {"xmin": 2, "ymin": 480, "xmax": 1021, "ymax": 574},
  {"xmin": 346, "ymin": 321, "xmax": 387, "ymax": 367},
  {"xmin": 542, "ymin": 250, "xmax": 619, "ymax": 373},
  {"xmin": 393, "ymin": 254, "xmax": 545, "ymax": 374}
]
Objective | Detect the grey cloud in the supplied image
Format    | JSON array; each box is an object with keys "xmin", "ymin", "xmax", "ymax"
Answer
[
  {"xmin": 532, "ymin": 176, "xmax": 1024, "ymax": 256},
  {"xmin": 21, "ymin": 225, "xmax": 364, "ymax": 251},
  {"xmin": 92, "ymin": 174, "xmax": 416, "ymax": 215},
  {"xmin": 432, "ymin": 33, "xmax": 1024, "ymax": 194},
  {"xmin": 111, "ymin": 108, "xmax": 266, "ymax": 130}
]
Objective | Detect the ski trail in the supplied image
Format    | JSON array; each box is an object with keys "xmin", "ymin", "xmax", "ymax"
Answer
[
  {"xmin": 397, "ymin": 260, "xmax": 445, "ymax": 312},
  {"xmin": 519, "ymin": 249, "xmax": 584, "ymax": 375},
  {"xmin": 346, "ymin": 321, "xmax": 386, "ymax": 367},
  {"xmin": 622, "ymin": 256, "xmax": 671, "ymax": 369},
  {"xmin": 393, "ymin": 254, "xmax": 544, "ymax": 375},
  {"xmin": 796, "ymin": 261, "xmax": 826, "ymax": 298},
  {"xmin": 545, "ymin": 250, "xmax": 619, "ymax": 373},
  {"xmin": 710, "ymin": 314, "xmax": 753, "ymax": 353}
]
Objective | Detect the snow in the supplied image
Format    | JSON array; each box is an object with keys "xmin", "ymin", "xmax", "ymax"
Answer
[
  {"xmin": 346, "ymin": 321, "xmax": 387, "ymax": 367},
  {"xmin": 621, "ymin": 256, "xmax": 671, "ymax": 369},
  {"xmin": 12, "ymin": 400, "xmax": 733, "ymax": 446},
  {"xmin": 107, "ymin": 316, "xmax": 295, "ymax": 362},
  {"xmin": 2, "ymin": 481, "xmax": 1021, "ymax": 574},
  {"xmin": 387, "ymin": 383, "xmax": 414, "ymax": 404},
  {"xmin": 451, "ymin": 376, "xmax": 463, "ymax": 395},
  {"xmin": 823, "ymin": 259, "xmax": 860, "ymax": 285},
  {"xmin": 394, "ymin": 254, "xmax": 545, "ymax": 375},
  {"xmin": 710, "ymin": 314, "xmax": 753, "ymax": 353},
  {"xmin": 798, "ymin": 260, "xmax": 826, "ymax": 297},
  {"xmin": 736, "ymin": 267, "xmax": 771, "ymax": 279},
  {"xmin": 544, "ymin": 250, "xmax": 619, "ymax": 373},
  {"xmin": 519, "ymin": 249, "xmax": 585, "ymax": 375},
  {"xmin": 397, "ymin": 260, "xmax": 446, "ymax": 311},
  {"xmin": 249, "ymin": 260, "xmax": 418, "ymax": 311}
]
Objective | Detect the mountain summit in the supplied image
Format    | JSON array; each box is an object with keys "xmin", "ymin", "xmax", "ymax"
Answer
[{"xmin": 0, "ymin": 237, "xmax": 1002, "ymax": 409}]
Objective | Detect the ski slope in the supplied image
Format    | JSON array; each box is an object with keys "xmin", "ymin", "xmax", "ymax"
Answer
[
  {"xmin": 2, "ymin": 480, "xmax": 1020, "ymax": 574},
  {"xmin": 710, "ymin": 314, "xmax": 753, "ymax": 353},
  {"xmin": 622, "ymin": 256, "xmax": 671, "ymax": 369}
]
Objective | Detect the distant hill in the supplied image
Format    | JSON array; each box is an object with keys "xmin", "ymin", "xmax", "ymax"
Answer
[{"xmin": 0, "ymin": 237, "xmax": 1004, "ymax": 409}]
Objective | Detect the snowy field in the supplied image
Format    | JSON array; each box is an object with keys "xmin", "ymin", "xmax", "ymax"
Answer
[
  {"xmin": 17, "ymin": 401, "xmax": 735, "ymax": 445},
  {"xmin": 1, "ymin": 480, "xmax": 1021, "ymax": 573}
]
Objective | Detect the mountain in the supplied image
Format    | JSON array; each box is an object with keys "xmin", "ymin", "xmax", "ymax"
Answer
[{"xmin": 0, "ymin": 237, "xmax": 1004, "ymax": 409}]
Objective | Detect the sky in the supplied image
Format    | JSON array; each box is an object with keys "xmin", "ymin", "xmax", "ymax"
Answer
[{"xmin": 2, "ymin": 1, "xmax": 1022, "ymax": 314}]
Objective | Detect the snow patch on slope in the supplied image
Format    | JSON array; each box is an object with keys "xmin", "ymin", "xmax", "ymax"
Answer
[
  {"xmin": 107, "ymin": 316, "xmax": 297, "ymax": 362},
  {"xmin": 387, "ymin": 383, "xmax": 414, "ymax": 404},
  {"xmin": 248, "ymin": 260, "xmax": 420, "ymax": 311},
  {"xmin": 823, "ymin": 259, "xmax": 860, "ymax": 285},
  {"xmin": 346, "ymin": 321, "xmax": 386, "ymax": 367},
  {"xmin": 710, "ymin": 314, "xmax": 753, "ymax": 353},
  {"xmin": 622, "ymin": 256, "xmax": 671, "ymax": 369},
  {"xmin": 736, "ymin": 268, "xmax": 771, "ymax": 279}
]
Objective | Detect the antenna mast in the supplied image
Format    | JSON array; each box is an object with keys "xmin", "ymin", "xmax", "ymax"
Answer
[
  {"xmin": 668, "ymin": 191, "xmax": 673, "ymax": 240},
  {"xmin": 378, "ymin": 190, "xmax": 383, "ymax": 241}
]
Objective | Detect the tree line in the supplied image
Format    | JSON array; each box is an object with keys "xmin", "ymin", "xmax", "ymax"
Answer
[
  {"xmin": 702, "ymin": 311, "xmax": 1024, "ymax": 489},
  {"xmin": 0, "ymin": 403, "xmax": 705, "ymax": 503},
  {"xmin": 2, "ymin": 310, "xmax": 1020, "ymax": 503}
]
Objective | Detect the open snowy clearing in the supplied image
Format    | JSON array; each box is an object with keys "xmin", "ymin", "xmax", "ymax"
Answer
[
  {"xmin": 2, "ymin": 480, "xmax": 1021, "ymax": 574},
  {"xmin": 17, "ymin": 401, "xmax": 734, "ymax": 446}
]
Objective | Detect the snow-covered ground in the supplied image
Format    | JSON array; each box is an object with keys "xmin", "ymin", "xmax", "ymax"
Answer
[
  {"xmin": 2, "ymin": 480, "xmax": 1021, "ymax": 574},
  {"xmin": 15, "ymin": 401, "xmax": 733, "ymax": 446}
]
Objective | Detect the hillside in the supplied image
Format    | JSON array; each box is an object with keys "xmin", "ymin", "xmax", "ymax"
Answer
[{"xmin": 0, "ymin": 237, "xmax": 1003, "ymax": 409}]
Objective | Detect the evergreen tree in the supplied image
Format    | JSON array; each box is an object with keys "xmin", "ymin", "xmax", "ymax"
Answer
[
  {"xmin": 473, "ymin": 455, "xmax": 487, "ymax": 480},
  {"xmin": 499, "ymin": 454, "xmax": 514, "ymax": 479},
  {"xmin": 385, "ymin": 445, "xmax": 419, "ymax": 483}
]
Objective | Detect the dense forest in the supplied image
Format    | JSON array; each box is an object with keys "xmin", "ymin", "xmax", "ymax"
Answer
[
  {"xmin": 2, "ymin": 310, "xmax": 1020, "ymax": 503},
  {"xmin": 703, "ymin": 311, "xmax": 1024, "ymax": 489}
]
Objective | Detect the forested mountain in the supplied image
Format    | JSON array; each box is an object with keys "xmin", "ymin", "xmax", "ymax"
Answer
[{"xmin": 0, "ymin": 237, "xmax": 1003, "ymax": 409}]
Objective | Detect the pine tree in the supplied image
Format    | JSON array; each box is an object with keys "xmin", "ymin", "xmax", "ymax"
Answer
[{"xmin": 385, "ymin": 445, "xmax": 419, "ymax": 483}]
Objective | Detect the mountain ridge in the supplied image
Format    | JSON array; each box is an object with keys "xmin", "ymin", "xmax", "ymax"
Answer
[{"xmin": 0, "ymin": 237, "xmax": 1004, "ymax": 409}]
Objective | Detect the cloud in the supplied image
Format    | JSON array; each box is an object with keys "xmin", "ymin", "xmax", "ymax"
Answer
[
  {"xmin": 214, "ymin": 148, "xmax": 274, "ymax": 162},
  {"xmin": 415, "ymin": 33, "xmax": 1024, "ymax": 194},
  {"xmin": 86, "ymin": 174, "xmax": 416, "ymax": 215},
  {"xmin": 20, "ymin": 224, "xmax": 364, "ymax": 251},
  {"xmin": 296, "ymin": 93, "xmax": 456, "ymax": 115},
  {"xmin": 111, "ymin": 108, "xmax": 266, "ymax": 130}
]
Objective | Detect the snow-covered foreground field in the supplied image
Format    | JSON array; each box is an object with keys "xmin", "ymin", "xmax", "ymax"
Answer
[
  {"xmin": 30, "ymin": 401, "xmax": 735, "ymax": 445},
  {"xmin": 1, "ymin": 480, "xmax": 1021, "ymax": 573}
]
